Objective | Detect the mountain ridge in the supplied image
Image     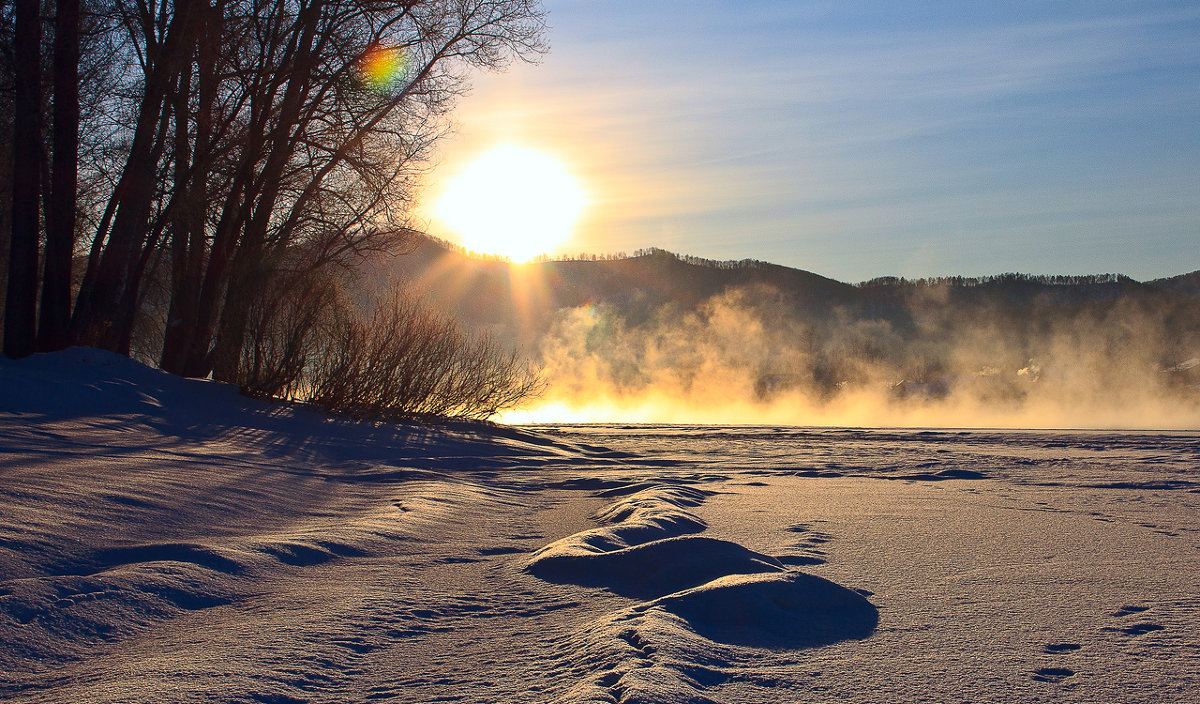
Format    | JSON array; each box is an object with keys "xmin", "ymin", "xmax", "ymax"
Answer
[{"xmin": 372, "ymin": 235, "xmax": 1199, "ymax": 336}]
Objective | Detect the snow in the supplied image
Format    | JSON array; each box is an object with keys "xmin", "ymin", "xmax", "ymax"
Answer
[{"xmin": 3, "ymin": 350, "xmax": 1200, "ymax": 702}]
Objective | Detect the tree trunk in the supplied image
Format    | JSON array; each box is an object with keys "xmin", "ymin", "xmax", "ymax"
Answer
[
  {"xmin": 160, "ymin": 69, "xmax": 197, "ymax": 374},
  {"xmin": 178, "ymin": 181, "xmax": 250, "ymax": 378},
  {"xmin": 4, "ymin": 0, "xmax": 42, "ymax": 359},
  {"xmin": 161, "ymin": 2, "xmax": 223, "ymax": 374},
  {"xmin": 104, "ymin": 87, "xmax": 176, "ymax": 355},
  {"xmin": 70, "ymin": 2, "xmax": 200, "ymax": 351},
  {"xmin": 38, "ymin": 0, "xmax": 80, "ymax": 353},
  {"xmin": 179, "ymin": 29, "xmax": 284, "ymax": 378}
]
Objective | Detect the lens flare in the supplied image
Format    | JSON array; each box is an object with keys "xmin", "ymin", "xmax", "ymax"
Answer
[{"xmin": 357, "ymin": 44, "xmax": 409, "ymax": 92}]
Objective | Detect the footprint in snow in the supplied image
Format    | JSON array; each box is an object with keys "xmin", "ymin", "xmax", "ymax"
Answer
[
  {"xmin": 1100, "ymin": 603, "xmax": 1164, "ymax": 636},
  {"xmin": 1105, "ymin": 622, "xmax": 1165, "ymax": 636},
  {"xmin": 1043, "ymin": 643, "xmax": 1081, "ymax": 654},
  {"xmin": 1111, "ymin": 604, "xmax": 1149, "ymax": 617},
  {"xmin": 1032, "ymin": 667, "xmax": 1075, "ymax": 683}
]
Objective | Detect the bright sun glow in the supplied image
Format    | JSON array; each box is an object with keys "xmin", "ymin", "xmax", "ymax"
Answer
[{"xmin": 435, "ymin": 144, "xmax": 586, "ymax": 262}]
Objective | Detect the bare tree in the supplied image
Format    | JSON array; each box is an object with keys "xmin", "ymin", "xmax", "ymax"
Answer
[
  {"xmin": 236, "ymin": 262, "xmax": 341, "ymax": 399},
  {"xmin": 59, "ymin": 0, "xmax": 545, "ymax": 377}
]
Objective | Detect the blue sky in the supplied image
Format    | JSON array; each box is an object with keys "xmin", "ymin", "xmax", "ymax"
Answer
[{"xmin": 421, "ymin": 0, "xmax": 1200, "ymax": 281}]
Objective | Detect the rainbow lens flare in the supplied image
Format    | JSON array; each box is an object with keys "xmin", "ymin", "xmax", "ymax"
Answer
[{"xmin": 357, "ymin": 44, "xmax": 409, "ymax": 93}]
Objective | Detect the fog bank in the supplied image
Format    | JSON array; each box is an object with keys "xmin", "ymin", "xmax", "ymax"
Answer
[{"xmin": 501, "ymin": 286, "xmax": 1200, "ymax": 429}]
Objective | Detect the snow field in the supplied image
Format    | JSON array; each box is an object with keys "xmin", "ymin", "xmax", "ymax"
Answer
[{"xmin": 2, "ymin": 350, "xmax": 1199, "ymax": 702}]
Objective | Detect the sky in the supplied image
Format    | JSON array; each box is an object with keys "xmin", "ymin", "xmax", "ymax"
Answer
[{"xmin": 418, "ymin": 0, "xmax": 1200, "ymax": 282}]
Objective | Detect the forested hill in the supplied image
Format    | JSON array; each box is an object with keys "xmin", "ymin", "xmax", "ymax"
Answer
[
  {"xmin": 374, "ymin": 235, "xmax": 1199, "ymax": 342},
  {"xmin": 1149, "ymin": 270, "xmax": 1200, "ymax": 296}
]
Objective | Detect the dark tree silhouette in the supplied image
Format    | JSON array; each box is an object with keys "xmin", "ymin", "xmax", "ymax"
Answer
[
  {"xmin": 37, "ymin": 0, "xmax": 80, "ymax": 352},
  {"xmin": 3, "ymin": 0, "xmax": 40, "ymax": 359},
  {"xmin": 69, "ymin": 2, "xmax": 204, "ymax": 352},
  {"xmin": 55, "ymin": 1, "xmax": 544, "ymax": 378}
]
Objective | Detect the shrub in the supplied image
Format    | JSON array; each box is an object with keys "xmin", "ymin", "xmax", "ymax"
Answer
[
  {"xmin": 238, "ymin": 271, "xmax": 340, "ymax": 400},
  {"xmin": 239, "ymin": 282, "xmax": 543, "ymax": 421}
]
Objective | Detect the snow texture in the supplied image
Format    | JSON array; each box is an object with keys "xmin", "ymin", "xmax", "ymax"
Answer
[{"xmin": 2, "ymin": 349, "xmax": 1199, "ymax": 703}]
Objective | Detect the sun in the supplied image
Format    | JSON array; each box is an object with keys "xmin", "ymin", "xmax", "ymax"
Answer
[{"xmin": 435, "ymin": 144, "xmax": 586, "ymax": 262}]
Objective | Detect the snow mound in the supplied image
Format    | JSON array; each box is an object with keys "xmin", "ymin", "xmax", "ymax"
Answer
[
  {"xmin": 552, "ymin": 608, "xmax": 734, "ymax": 704},
  {"xmin": 0, "ymin": 347, "xmax": 235, "ymax": 422},
  {"xmin": 524, "ymin": 485, "xmax": 709, "ymax": 560},
  {"xmin": 641, "ymin": 570, "xmax": 878, "ymax": 649},
  {"xmin": 528, "ymin": 481, "xmax": 879, "ymax": 703},
  {"xmin": 0, "ymin": 347, "xmax": 611, "ymax": 469},
  {"xmin": 2, "ymin": 550, "xmax": 240, "ymax": 665},
  {"xmin": 526, "ymin": 535, "xmax": 784, "ymax": 599},
  {"xmin": 553, "ymin": 573, "xmax": 878, "ymax": 704}
]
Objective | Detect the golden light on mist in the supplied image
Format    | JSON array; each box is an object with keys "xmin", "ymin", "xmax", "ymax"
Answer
[
  {"xmin": 493, "ymin": 295, "xmax": 1200, "ymax": 431},
  {"xmin": 435, "ymin": 144, "xmax": 586, "ymax": 262}
]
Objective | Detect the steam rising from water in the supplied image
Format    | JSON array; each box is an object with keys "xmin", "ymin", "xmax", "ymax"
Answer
[{"xmin": 500, "ymin": 287, "xmax": 1200, "ymax": 429}]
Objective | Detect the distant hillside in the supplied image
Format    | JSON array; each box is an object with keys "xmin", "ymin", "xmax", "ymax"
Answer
[
  {"xmin": 1149, "ymin": 270, "xmax": 1200, "ymax": 296},
  {"xmin": 368, "ymin": 237, "xmax": 860, "ymax": 342},
  {"xmin": 369, "ymin": 236, "xmax": 1197, "ymax": 342}
]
